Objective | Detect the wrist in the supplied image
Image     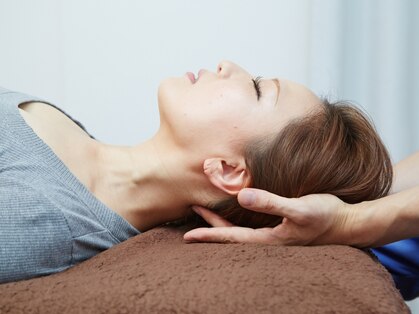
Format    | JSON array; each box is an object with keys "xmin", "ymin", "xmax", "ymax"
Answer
[
  {"xmin": 347, "ymin": 186, "xmax": 419, "ymax": 248},
  {"xmin": 344, "ymin": 200, "xmax": 382, "ymax": 248}
]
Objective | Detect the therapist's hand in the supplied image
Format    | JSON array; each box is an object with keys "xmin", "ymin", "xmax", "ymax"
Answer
[{"xmin": 183, "ymin": 188, "xmax": 356, "ymax": 246}]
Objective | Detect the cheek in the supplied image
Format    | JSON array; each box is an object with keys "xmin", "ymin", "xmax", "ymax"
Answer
[
  {"xmin": 157, "ymin": 79, "xmax": 209, "ymax": 147},
  {"xmin": 157, "ymin": 79, "xmax": 266, "ymax": 150}
]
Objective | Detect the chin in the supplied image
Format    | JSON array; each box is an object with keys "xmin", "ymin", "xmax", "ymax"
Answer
[
  {"xmin": 156, "ymin": 78, "xmax": 172, "ymax": 114},
  {"xmin": 158, "ymin": 76, "xmax": 185, "ymax": 107},
  {"xmin": 156, "ymin": 77, "xmax": 185, "ymax": 133}
]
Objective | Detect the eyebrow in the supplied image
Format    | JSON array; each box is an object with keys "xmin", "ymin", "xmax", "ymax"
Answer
[{"xmin": 272, "ymin": 78, "xmax": 280, "ymax": 106}]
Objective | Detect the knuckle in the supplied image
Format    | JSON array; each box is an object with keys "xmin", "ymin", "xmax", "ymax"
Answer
[
  {"xmin": 288, "ymin": 202, "xmax": 310, "ymax": 224},
  {"xmin": 264, "ymin": 197, "xmax": 277, "ymax": 212},
  {"xmin": 293, "ymin": 212, "xmax": 310, "ymax": 225}
]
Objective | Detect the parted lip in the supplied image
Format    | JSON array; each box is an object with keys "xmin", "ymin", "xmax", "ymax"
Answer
[
  {"xmin": 186, "ymin": 72, "xmax": 196, "ymax": 83},
  {"xmin": 186, "ymin": 69, "xmax": 206, "ymax": 84}
]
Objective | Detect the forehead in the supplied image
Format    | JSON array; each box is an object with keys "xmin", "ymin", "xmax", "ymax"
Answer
[{"xmin": 277, "ymin": 79, "xmax": 322, "ymax": 115}]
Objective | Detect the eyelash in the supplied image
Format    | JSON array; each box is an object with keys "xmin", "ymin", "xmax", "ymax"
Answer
[{"xmin": 252, "ymin": 76, "xmax": 263, "ymax": 100}]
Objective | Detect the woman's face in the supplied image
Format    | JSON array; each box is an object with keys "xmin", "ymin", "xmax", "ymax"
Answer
[{"xmin": 157, "ymin": 60, "xmax": 321, "ymax": 157}]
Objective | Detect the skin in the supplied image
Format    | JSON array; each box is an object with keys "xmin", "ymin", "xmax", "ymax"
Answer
[
  {"xmin": 86, "ymin": 60, "xmax": 322, "ymax": 232},
  {"xmin": 183, "ymin": 152, "xmax": 419, "ymax": 248}
]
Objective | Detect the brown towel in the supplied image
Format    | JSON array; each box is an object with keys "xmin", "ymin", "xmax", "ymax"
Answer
[{"xmin": 0, "ymin": 224, "xmax": 410, "ymax": 313}]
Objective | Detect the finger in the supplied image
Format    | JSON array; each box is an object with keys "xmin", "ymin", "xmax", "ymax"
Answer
[
  {"xmin": 238, "ymin": 188, "xmax": 302, "ymax": 220},
  {"xmin": 183, "ymin": 226, "xmax": 281, "ymax": 244},
  {"xmin": 192, "ymin": 206, "xmax": 234, "ymax": 227}
]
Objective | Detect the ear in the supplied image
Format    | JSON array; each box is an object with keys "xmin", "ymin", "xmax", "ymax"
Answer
[{"xmin": 203, "ymin": 158, "xmax": 250, "ymax": 196}]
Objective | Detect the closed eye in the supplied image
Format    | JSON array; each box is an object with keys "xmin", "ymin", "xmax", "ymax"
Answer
[{"xmin": 252, "ymin": 76, "xmax": 263, "ymax": 100}]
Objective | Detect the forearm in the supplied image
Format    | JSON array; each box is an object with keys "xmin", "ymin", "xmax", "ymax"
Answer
[
  {"xmin": 351, "ymin": 185, "xmax": 419, "ymax": 248},
  {"xmin": 390, "ymin": 151, "xmax": 419, "ymax": 194}
]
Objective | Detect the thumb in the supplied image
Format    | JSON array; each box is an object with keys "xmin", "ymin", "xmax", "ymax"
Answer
[{"xmin": 238, "ymin": 188, "xmax": 303, "ymax": 221}]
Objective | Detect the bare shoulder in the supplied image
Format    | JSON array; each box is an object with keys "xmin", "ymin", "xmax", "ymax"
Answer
[{"xmin": 18, "ymin": 101, "xmax": 90, "ymax": 138}]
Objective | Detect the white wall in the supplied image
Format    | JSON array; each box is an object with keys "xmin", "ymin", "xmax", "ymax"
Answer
[
  {"xmin": 309, "ymin": 0, "xmax": 419, "ymax": 163},
  {"xmin": 0, "ymin": 0, "xmax": 418, "ymax": 309},
  {"xmin": 1, "ymin": 0, "xmax": 417, "ymax": 161},
  {"xmin": 0, "ymin": 0, "xmax": 314, "ymax": 145}
]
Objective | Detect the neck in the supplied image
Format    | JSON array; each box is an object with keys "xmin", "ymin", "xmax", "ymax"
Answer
[{"xmin": 90, "ymin": 131, "xmax": 214, "ymax": 232}]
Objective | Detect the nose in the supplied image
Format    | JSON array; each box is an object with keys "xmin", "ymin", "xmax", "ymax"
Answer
[{"xmin": 216, "ymin": 60, "xmax": 238, "ymax": 78}]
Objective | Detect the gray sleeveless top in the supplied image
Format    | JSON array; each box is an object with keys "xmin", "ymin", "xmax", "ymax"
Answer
[{"xmin": 0, "ymin": 87, "xmax": 140, "ymax": 284}]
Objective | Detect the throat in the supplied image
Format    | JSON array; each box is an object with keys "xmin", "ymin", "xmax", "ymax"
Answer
[
  {"xmin": 94, "ymin": 174, "xmax": 194, "ymax": 232},
  {"xmin": 91, "ymin": 141, "xmax": 196, "ymax": 232}
]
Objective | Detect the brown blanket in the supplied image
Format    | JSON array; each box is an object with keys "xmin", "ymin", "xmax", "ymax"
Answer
[{"xmin": 0, "ymin": 224, "xmax": 409, "ymax": 313}]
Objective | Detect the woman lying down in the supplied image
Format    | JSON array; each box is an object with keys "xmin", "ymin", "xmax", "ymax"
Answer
[{"xmin": 0, "ymin": 60, "xmax": 392, "ymax": 283}]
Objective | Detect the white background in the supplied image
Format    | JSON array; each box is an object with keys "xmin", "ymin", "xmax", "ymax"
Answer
[{"xmin": 1, "ymin": 0, "xmax": 418, "ymax": 310}]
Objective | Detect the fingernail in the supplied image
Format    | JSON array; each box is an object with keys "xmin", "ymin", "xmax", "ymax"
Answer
[
  {"xmin": 183, "ymin": 234, "xmax": 197, "ymax": 243},
  {"xmin": 240, "ymin": 190, "xmax": 256, "ymax": 206},
  {"xmin": 192, "ymin": 206, "xmax": 202, "ymax": 215},
  {"xmin": 184, "ymin": 238, "xmax": 196, "ymax": 243}
]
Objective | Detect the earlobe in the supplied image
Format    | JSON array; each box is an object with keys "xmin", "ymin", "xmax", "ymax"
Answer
[{"xmin": 203, "ymin": 158, "xmax": 250, "ymax": 195}]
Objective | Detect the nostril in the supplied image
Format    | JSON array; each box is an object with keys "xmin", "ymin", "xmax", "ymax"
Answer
[{"xmin": 217, "ymin": 65, "xmax": 222, "ymax": 73}]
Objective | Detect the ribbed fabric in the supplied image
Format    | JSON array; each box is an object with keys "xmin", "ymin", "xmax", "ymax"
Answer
[{"xmin": 0, "ymin": 87, "xmax": 140, "ymax": 284}]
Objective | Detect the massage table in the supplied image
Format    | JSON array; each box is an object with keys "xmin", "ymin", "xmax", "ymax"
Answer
[{"xmin": 0, "ymin": 223, "xmax": 409, "ymax": 313}]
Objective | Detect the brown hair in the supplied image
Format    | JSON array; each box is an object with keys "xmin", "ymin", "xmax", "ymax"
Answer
[{"xmin": 206, "ymin": 99, "xmax": 393, "ymax": 228}]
